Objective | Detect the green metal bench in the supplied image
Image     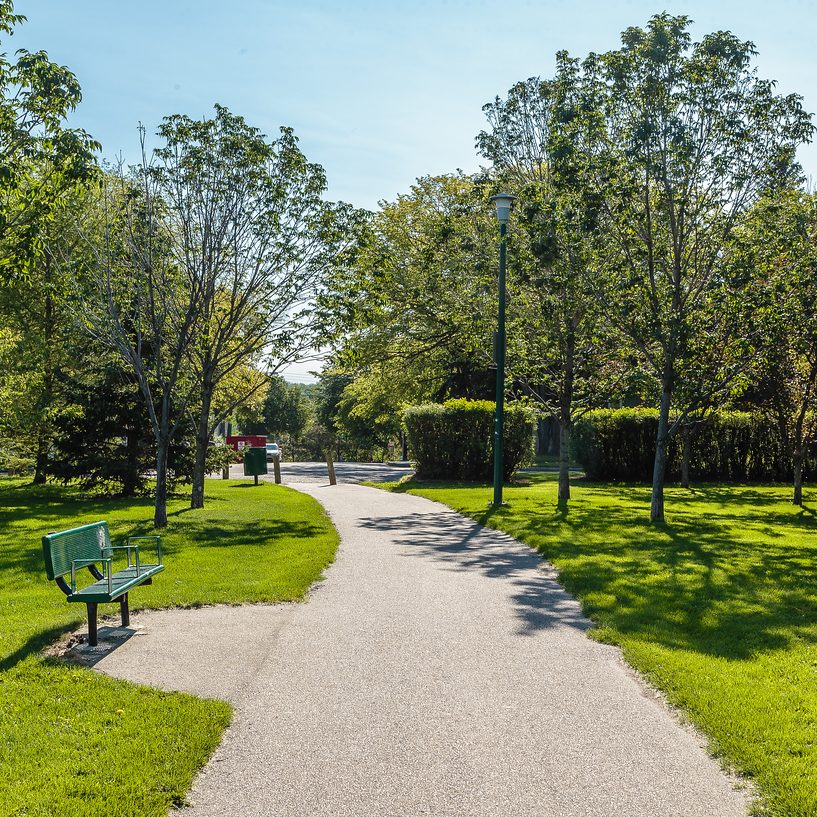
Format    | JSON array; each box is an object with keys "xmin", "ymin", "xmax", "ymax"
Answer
[{"xmin": 42, "ymin": 521, "xmax": 164, "ymax": 646}]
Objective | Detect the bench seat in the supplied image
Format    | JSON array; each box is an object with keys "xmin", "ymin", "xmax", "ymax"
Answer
[{"xmin": 67, "ymin": 563, "xmax": 164, "ymax": 604}]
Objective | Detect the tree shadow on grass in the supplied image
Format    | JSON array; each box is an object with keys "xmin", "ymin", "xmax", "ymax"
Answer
[
  {"xmin": 491, "ymin": 495, "xmax": 817, "ymax": 661},
  {"xmin": 188, "ymin": 520, "xmax": 326, "ymax": 548},
  {"xmin": 0, "ymin": 622, "xmax": 80, "ymax": 672},
  {"xmin": 0, "ymin": 494, "xmax": 154, "ymax": 526}
]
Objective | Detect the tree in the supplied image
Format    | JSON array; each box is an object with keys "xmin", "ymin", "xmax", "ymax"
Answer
[
  {"xmin": 263, "ymin": 376, "xmax": 309, "ymax": 446},
  {"xmin": 0, "ymin": 182, "xmax": 99, "ymax": 483},
  {"xmin": 334, "ymin": 372, "xmax": 403, "ymax": 460},
  {"xmin": 0, "ymin": 1, "xmax": 97, "ymax": 282},
  {"xmin": 81, "ymin": 161, "xmax": 202, "ymax": 528},
  {"xmin": 313, "ymin": 371, "xmax": 352, "ymax": 437},
  {"xmin": 149, "ymin": 106, "xmax": 344, "ymax": 509},
  {"xmin": 214, "ymin": 364, "xmax": 268, "ymax": 435},
  {"xmin": 478, "ymin": 76, "xmax": 624, "ymax": 504},
  {"xmin": 0, "ymin": 2, "xmax": 98, "ymax": 480},
  {"xmin": 561, "ymin": 15, "xmax": 813, "ymax": 521},
  {"xmin": 738, "ymin": 190, "xmax": 817, "ymax": 504},
  {"xmin": 320, "ymin": 174, "xmax": 497, "ymax": 409},
  {"xmin": 48, "ymin": 349, "xmax": 198, "ymax": 497}
]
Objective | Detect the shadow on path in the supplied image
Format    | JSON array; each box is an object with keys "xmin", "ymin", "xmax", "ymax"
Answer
[{"xmin": 359, "ymin": 510, "xmax": 591, "ymax": 637}]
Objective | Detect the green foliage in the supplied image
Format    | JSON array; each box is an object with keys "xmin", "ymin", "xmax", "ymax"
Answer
[
  {"xmin": 145, "ymin": 105, "xmax": 347, "ymax": 507},
  {"xmin": 394, "ymin": 476, "xmax": 817, "ymax": 817},
  {"xmin": 48, "ymin": 358, "xmax": 157, "ymax": 495},
  {"xmin": 573, "ymin": 408, "xmax": 801, "ymax": 482},
  {"xmin": 731, "ymin": 190, "xmax": 817, "ymax": 501},
  {"xmin": 313, "ymin": 372, "xmax": 352, "ymax": 436},
  {"xmin": 403, "ymin": 398, "xmax": 534, "ymax": 480},
  {"xmin": 0, "ymin": 444, "xmax": 31, "ymax": 475},
  {"xmin": 572, "ymin": 409, "xmax": 661, "ymax": 482},
  {"xmin": 334, "ymin": 371, "xmax": 404, "ymax": 458},
  {"xmin": 320, "ymin": 174, "xmax": 498, "ymax": 408},
  {"xmin": 0, "ymin": 186, "xmax": 105, "ymax": 483},
  {"xmin": 479, "ymin": 76, "xmax": 623, "ymax": 420},
  {"xmin": 0, "ymin": 2, "xmax": 98, "ymax": 282},
  {"xmin": 263, "ymin": 376, "xmax": 310, "ymax": 440}
]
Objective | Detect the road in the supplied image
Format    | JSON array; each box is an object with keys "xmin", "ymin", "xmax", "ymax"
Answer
[{"xmin": 225, "ymin": 460, "xmax": 413, "ymax": 484}]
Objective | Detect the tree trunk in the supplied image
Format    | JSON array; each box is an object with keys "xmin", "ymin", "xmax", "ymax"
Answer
[
  {"xmin": 536, "ymin": 418, "xmax": 547, "ymax": 456},
  {"xmin": 558, "ymin": 325, "xmax": 576, "ymax": 505},
  {"xmin": 122, "ymin": 427, "xmax": 140, "ymax": 497},
  {"xmin": 33, "ymin": 431, "xmax": 49, "ymax": 485},
  {"xmin": 33, "ymin": 275, "xmax": 54, "ymax": 485},
  {"xmin": 222, "ymin": 420, "xmax": 231, "ymax": 479},
  {"xmin": 154, "ymin": 440, "xmax": 169, "ymax": 528},
  {"xmin": 680, "ymin": 427, "xmax": 692, "ymax": 490},
  {"xmin": 650, "ymin": 388, "xmax": 672, "ymax": 523},
  {"xmin": 793, "ymin": 449, "xmax": 805, "ymax": 506},
  {"xmin": 191, "ymin": 389, "xmax": 213, "ymax": 510},
  {"xmin": 558, "ymin": 421, "xmax": 571, "ymax": 504}
]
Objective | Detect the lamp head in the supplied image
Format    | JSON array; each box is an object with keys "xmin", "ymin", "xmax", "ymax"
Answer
[{"xmin": 489, "ymin": 193, "xmax": 516, "ymax": 224}]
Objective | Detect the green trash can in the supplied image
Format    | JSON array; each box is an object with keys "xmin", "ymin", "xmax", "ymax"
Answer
[{"xmin": 243, "ymin": 447, "xmax": 268, "ymax": 484}]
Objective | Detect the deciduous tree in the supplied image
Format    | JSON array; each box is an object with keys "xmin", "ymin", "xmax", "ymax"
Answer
[
  {"xmin": 150, "ymin": 106, "xmax": 348, "ymax": 509},
  {"xmin": 0, "ymin": 1, "xmax": 97, "ymax": 282},
  {"xmin": 479, "ymin": 75, "xmax": 623, "ymax": 504},
  {"xmin": 563, "ymin": 15, "xmax": 813, "ymax": 521},
  {"xmin": 738, "ymin": 190, "xmax": 817, "ymax": 504}
]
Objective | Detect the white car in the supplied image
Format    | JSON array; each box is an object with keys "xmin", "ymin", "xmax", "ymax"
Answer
[{"xmin": 265, "ymin": 443, "xmax": 281, "ymax": 461}]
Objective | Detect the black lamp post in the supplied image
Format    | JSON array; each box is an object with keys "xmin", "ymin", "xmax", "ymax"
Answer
[{"xmin": 489, "ymin": 193, "xmax": 515, "ymax": 506}]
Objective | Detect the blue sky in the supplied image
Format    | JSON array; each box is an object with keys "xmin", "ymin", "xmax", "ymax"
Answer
[
  {"xmin": 13, "ymin": 0, "xmax": 817, "ymax": 210},
  {"xmin": 12, "ymin": 0, "xmax": 817, "ymax": 380}
]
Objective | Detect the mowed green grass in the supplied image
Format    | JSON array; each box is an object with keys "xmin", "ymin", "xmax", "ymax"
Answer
[
  {"xmin": 385, "ymin": 475, "xmax": 817, "ymax": 817},
  {"xmin": 0, "ymin": 478, "xmax": 338, "ymax": 817}
]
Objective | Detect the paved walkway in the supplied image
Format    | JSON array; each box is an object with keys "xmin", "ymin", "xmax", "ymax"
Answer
[{"xmin": 97, "ymin": 484, "xmax": 749, "ymax": 817}]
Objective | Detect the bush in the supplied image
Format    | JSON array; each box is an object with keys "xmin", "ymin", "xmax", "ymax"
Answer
[
  {"xmin": 573, "ymin": 408, "xmax": 806, "ymax": 482},
  {"xmin": 0, "ymin": 442, "xmax": 33, "ymax": 476},
  {"xmin": 404, "ymin": 399, "xmax": 535, "ymax": 480}
]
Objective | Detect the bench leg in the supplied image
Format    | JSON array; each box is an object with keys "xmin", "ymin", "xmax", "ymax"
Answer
[
  {"xmin": 87, "ymin": 603, "xmax": 98, "ymax": 647},
  {"xmin": 120, "ymin": 593, "xmax": 130, "ymax": 627}
]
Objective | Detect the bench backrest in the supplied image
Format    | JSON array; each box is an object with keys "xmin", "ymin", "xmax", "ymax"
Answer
[{"xmin": 42, "ymin": 522, "xmax": 111, "ymax": 581}]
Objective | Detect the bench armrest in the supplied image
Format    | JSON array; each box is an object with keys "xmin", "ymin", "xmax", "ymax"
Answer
[
  {"xmin": 102, "ymin": 545, "xmax": 139, "ymax": 570},
  {"xmin": 71, "ymin": 557, "xmax": 112, "ymax": 593},
  {"xmin": 126, "ymin": 536, "xmax": 162, "ymax": 566}
]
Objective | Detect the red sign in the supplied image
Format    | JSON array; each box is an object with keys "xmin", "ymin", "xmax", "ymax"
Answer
[{"xmin": 226, "ymin": 435, "xmax": 267, "ymax": 451}]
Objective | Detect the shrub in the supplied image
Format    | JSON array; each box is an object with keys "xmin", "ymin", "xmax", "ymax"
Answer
[
  {"xmin": 573, "ymin": 408, "xmax": 807, "ymax": 482},
  {"xmin": 572, "ymin": 408, "xmax": 659, "ymax": 482},
  {"xmin": 0, "ymin": 443, "xmax": 33, "ymax": 476},
  {"xmin": 404, "ymin": 398, "xmax": 535, "ymax": 480}
]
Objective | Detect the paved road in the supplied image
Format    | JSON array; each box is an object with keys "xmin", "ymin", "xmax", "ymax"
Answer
[
  {"xmin": 96, "ymin": 484, "xmax": 749, "ymax": 817},
  {"xmin": 226, "ymin": 460, "xmax": 413, "ymax": 484}
]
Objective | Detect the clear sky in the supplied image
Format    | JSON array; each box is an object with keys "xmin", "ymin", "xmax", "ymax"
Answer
[{"xmin": 12, "ymin": 0, "xmax": 817, "ymax": 380}]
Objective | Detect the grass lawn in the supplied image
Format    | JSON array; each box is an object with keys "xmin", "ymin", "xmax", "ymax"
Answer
[
  {"xmin": 381, "ymin": 474, "xmax": 817, "ymax": 817},
  {"xmin": 0, "ymin": 478, "xmax": 338, "ymax": 817}
]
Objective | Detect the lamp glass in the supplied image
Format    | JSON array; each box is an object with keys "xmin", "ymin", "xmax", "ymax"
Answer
[{"xmin": 490, "ymin": 193, "xmax": 515, "ymax": 224}]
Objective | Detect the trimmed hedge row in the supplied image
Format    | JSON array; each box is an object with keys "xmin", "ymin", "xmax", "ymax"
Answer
[
  {"xmin": 572, "ymin": 408, "xmax": 809, "ymax": 482},
  {"xmin": 404, "ymin": 399, "xmax": 535, "ymax": 481}
]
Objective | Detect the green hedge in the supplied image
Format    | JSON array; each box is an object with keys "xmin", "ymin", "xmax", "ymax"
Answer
[
  {"xmin": 572, "ymin": 408, "xmax": 807, "ymax": 482},
  {"xmin": 404, "ymin": 399, "xmax": 535, "ymax": 480}
]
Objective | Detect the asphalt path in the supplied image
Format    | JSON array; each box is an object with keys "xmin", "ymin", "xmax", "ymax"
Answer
[
  {"xmin": 227, "ymin": 460, "xmax": 413, "ymax": 484},
  {"xmin": 95, "ymin": 483, "xmax": 749, "ymax": 817}
]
